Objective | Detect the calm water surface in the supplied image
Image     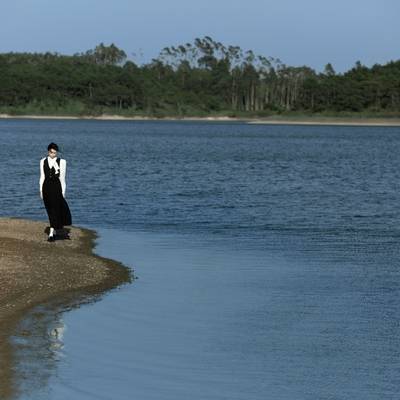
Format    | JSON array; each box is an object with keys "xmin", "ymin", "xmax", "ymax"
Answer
[{"xmin": 0, "ymin": 119, "xmax": 399, "ymax": 399}]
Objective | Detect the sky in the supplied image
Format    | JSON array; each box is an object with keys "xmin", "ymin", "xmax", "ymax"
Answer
[{"xmin": 1, "ymin": 0, "xmax": 399, "ymax": 73}]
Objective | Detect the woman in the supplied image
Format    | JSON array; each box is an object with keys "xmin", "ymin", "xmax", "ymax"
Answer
[{"xmin": 39, "ymin": 143, "xmax": 72, "ymax": 242}]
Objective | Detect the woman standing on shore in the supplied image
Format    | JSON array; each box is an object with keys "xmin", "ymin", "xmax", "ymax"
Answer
[{"xmin": 39, "ymin": 143, "xmax": 72, "ymax": 242}]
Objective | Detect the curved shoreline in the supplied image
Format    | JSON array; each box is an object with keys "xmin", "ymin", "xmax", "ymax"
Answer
[
  {"xmin": 0, "ymin": 217, "xmax": 132, "ymax": 324},
  {"xmin": 0, "ymin": 218, "xmax": 132, "ymax": 399}
]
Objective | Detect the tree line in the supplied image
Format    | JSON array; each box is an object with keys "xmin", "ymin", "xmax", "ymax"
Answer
[{"xmin": 0, "ymin": 36, "xmax": 399, "ymax": 116}]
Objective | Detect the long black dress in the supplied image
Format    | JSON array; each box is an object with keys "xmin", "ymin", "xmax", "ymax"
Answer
[{"xmin": 42, "ymin": 158, "xmax": 72, "ymax": 229}]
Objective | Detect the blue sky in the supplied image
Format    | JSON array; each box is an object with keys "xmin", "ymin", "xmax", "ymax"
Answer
[{"xmin": 1, "ymin": 0, "xmax": 399, "ymax": 72}]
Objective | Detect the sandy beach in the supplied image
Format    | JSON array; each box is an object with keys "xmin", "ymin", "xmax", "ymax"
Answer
[
  {"xmin": 0, "ymin": 218, "xmax": 132, "ymax": 323},
  {"xmin": 2, "ymin": 113, "xmax": 400, "ymax": 126}
]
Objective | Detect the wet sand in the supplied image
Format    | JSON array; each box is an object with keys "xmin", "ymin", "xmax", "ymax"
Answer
[{"xmin": 0, "ymin": 218, "xmax": 132, "ymax": 323}]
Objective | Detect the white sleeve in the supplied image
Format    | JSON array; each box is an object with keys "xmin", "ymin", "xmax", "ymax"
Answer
[
  {"xmin": 60, "ymin": 159, "xmax": 67, "ymax": 197},
  {"xmin": 39, "ymin": 159, "xmax": 45, "ymax": 195}
]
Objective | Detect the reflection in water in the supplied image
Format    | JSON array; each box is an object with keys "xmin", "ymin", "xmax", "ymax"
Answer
[
  {"xmin": 0, "ymin": 328, "xmax": 17, "ymax": 400},
  {"xmin": 11, "ymin": 307, "xmax": 65, "ymax": 399},
  {"xmin": 1, "ymin": 121, "xmax": 400, "ymax": 398},
  {"xmin": 0, "ymin": 290, "xmax": 129, "ymax": 400}
]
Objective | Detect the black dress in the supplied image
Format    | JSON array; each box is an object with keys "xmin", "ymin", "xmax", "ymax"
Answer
[{"xmin": 42, "ymin": 158, "xmax": 72, "ymax": 229}]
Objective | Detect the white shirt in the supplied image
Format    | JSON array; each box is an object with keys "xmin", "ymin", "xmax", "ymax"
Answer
[
  {"xmin": 39, "ymin": 157, "xmax": 67, "ymax": 197},
  {"xmin": 47, "ymin": 156, "xmax": 60, "ymax": 172}
]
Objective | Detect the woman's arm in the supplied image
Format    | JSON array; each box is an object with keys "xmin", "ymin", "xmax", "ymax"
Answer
[
  {"xmin": 39, "ymin": 158, "xmax": 44, "ymax": 199},
  {"xmin": 60, "ymin": 159, "xmax": 67, "ymax": 197}
]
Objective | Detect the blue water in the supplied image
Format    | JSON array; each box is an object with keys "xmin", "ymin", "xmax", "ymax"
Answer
[{"xmin": 1, "ymin": 119, "xmax": 400, "ymax": 399}]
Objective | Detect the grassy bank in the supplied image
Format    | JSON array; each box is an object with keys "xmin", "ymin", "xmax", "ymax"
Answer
[{"xmin": 2, "ymin": 101, "xmax": 400, "ymax": 120}]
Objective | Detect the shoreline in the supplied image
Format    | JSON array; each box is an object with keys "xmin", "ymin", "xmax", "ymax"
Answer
[
  {"xmin": 0, "ymin": 114, "xmax": 238, "ymax": 122},
  {"xmin": 248, "ymin": 118, "xmax": 400, "ymax": 127},
  {"xmin": 0, "ymin": 217, "xmax": 132, "ymax": 400},
  {"xmin": 2, "ymin": 113, "xmax": 400, "ymax": 126},
  {"xmin": 0, "ymin": 218, "xmax": 132, "ymax": 324}
]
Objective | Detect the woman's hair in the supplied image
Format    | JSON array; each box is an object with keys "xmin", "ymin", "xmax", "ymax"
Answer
[{"xmin": 47, "ymin": 142, "xmax": 59, "ymax": 152}]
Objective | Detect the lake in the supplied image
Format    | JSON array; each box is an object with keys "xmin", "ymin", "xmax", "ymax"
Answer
[{"xmin": 1, "ymin": 119, "xmax": 400, "ymax": 399}]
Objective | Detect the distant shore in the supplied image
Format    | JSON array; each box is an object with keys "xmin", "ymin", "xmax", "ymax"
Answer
[
  {"xmin": 247, "ymin": 118, "xmax": 400, "ymax": 126},
  {"xmin": 2, "ymin": 113, "xmax": 400, "ymax": 126},
  {"xmin": 0, "ymin": 218, "xmax": 132, "ymax": 324},
  {"xmin": 0, "ymin": 114, "xmax": 237, "ymax": 122}
]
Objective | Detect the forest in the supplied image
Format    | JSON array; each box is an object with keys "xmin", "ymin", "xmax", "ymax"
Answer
[{"xmin": 0, "ymin": 36, "xmax": 399, "ymax": 117}]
